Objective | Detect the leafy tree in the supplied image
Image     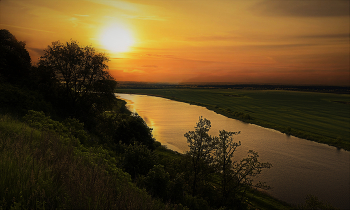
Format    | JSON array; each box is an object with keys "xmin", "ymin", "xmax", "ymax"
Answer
[
  {"xmin": 185, "ymin": 117, "xmax": 272, "ymax": 208},
  {"xmin": 214, "ymin": 130, "xmax": 241, "ymax": 203},
  {"xmin": 37, "ymin": 40, "xmax": 117, "ymax": 120},
  {"xmin": 213, "ymin": 129, "xmax": 271, "ymax": 207},
  {"xmin": 121, "ymin": 143, "xmax": 157, "ymax": 179},
  {"xmin": 0, "ymin": 29, "xmax": 31, "ymax": 85},
  {"xmin": 143, "ymin": 164, "xmax": 170, "ymax": 200},
  {"xmin": 95, "ymin": 112, "xmax": 156, "ymax": 149},
  {"xmin": 225, "ymin": 150, "xmax": 272, "ymax": 208},
  {"xmin": 184, "ymin": 116, "xmax": 216, "ymax": 196}
]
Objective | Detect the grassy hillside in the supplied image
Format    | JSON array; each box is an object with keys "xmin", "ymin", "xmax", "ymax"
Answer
[
  {"xmin": 0, "ymin": 112, "xmax": 298, "ymax": 210},
  {"xmin": 116, "ymin": 88, "xmax": 350, "ymax": 150},
  {"xmin": 0, "ymin": 113, "xmax": 171, "ymax": 210}
]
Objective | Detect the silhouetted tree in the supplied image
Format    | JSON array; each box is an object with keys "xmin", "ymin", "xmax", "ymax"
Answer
[
  {"xmin": 213, "ymin": 130, "xmax": 272, "ymax": 208},
  {"xmin": 230, "ymin": 150, "xmax": 272, "ymax": 205},
  {"xmin": 121, "ymin": 143, "xmax": 157, "ymax": 179},
  {"xmin": 185, "ymin": 117, "xmax": 272, "ymax": 208},
  {"xmin": 95, "ymin": 112, "xmax": 155, "ymax": 149},
  {"xmin": 143, "ymin": 164, "xmax": 170, "ymax": 200},
  {"xmin": 214, "ymin": 130, "xmax": 241, "ymax": 203},
  {"xmin": 37, "ymin": 40, "xmax": 117, "ymax": 121},
  {"xmin": 0, "ymin": 29, "xmax": 31, "ymax": 85},
  {"xmin": 184, "ymin": 116, "xmax": 216, "ymax": 196}
]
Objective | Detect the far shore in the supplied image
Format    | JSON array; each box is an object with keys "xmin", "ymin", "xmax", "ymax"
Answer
[{"xmin": 115, "ymin": 88, "xmax": 350, "ymax": 151}]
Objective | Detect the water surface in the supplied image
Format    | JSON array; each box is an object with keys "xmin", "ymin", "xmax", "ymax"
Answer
[{"xmin": 116, "ymin": 93, "xmax": 350, "ymax": 209}]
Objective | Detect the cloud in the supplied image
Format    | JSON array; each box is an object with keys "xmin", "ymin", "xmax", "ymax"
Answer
[
  {"xmin": 68, "ymin": 17, "xmax": 79, "ymax": 27},
  {"xmin": 215, "ymin": 43, "xmax": 317, "ymax": 52},
  {"xmin": 74, "ymin": 14, "xmax": 89, "ymax": 17},
  {"xmin": 122, "ymin": 69, "xmax": 145, "ymax": 74},
  {"xmin": 144, "ymin": 53, "xmax": 175, "ymax": 58},
  {"xmin": 87, "ymin": 0, "xmax": 139, "ymax": 12},
  {"xmin": 251, "ymin": 0, "xmax": 349, "ymax": 17},
  {"xmin": 28, "ymin": 47, "xmax": 45, "ymax": 55},
  {"xmin": 121, "ymin": 14, "xmax": 166, "ymax": 21},
  {"xmin": 246, "ymin": 43, "xmax": 316, "ymax": 50},
  {"xmin": 186, "ymin": 35, "xmax": 239, "ymax": 42},
  {"xmin": 297, "ymin": 33, "xmax": 350, "ymax": 39},
  {"xmin": 142, "ymin": 65, "xmax": 158, "ymax": 68},
  {"xmin": 0, "ymin": 24, "xmax": 54, "ymax": 33}
]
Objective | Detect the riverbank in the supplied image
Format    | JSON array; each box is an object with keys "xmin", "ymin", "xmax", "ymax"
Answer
[
  {"xmin": 1, "ymin": 112, "xmax": 297, "ymax": 210},
  {"xmin": 116, "ymin": 89, "xmax": 350, "ymax": 151},
  {"xmin": 116, "ymin": 93, "xmax": 350, "ymax": 209}
]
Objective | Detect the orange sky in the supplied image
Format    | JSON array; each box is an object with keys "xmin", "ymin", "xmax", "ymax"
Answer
[{"xmin": 1, "ymin": 0, "xmax": 349, "ymax": 85}]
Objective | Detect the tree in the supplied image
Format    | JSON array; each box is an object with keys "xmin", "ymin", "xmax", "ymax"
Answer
[
  {"xmin": 95, "ymin": 112, "xmax": 156, "ymax": 149},
  {"xmin": 143, "ymin": 164, "xmax": 170, "ymax": 200},
  {"xmin": 213, "ymin": 129, "xmax": 271, "ymax": 207},
  {"xmin": 184, "ymin": 116, "xmax": 216, "ymax": 196},
  {"xmin": 185, "ymin": 117, "xmax": 272, "ymax": 208},
  {"xmin": 37, "ymin": 40, "xmax": 117, "ymax": 120},
  {"xmin": 224, "ymin": 150, "xmax": 272, "ymax": 207},
  {"xmin": 0, "ymin": 29, "xmax": 31, "ymax": 85},
  {"xmin": 214, "ymin": 130, "xmax": 241, "ymax": 203},
  {"xmin": 121, "ymin": 143, "xmax": 157, "ymax": 179}
]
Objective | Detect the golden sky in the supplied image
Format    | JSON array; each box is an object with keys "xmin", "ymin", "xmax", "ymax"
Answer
[{"xmin": 1, "ymin": 0, "xmax": 349, "ymax": 85}]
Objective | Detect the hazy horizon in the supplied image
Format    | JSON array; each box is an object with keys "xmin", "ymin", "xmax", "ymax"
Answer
[{"xmin": 1, "ymin": 0, "xmax": 349, "ymax": 86}]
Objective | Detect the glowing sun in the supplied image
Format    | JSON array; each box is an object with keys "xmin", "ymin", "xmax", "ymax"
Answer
[{"xmin": 100, "ymin": 24, "xmax": 134, "ymax": 53}]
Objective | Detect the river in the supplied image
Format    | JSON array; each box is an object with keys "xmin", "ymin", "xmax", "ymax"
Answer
[{"xmin": 116, "ymin": 93, "xmax": 350, "ymax": 209}]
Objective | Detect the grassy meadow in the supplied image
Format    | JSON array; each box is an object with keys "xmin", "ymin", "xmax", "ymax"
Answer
[{"xmin": 116, "ymin": 88, "xmax": 350, "ymax": 150}]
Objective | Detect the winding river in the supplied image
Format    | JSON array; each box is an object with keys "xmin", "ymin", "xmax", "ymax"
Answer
[{"xmin": 116, "ymin": 93, "xmax": 350, "ymax": 209}]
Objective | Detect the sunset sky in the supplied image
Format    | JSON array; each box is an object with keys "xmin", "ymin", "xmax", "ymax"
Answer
[{"xmin": 1, "ymin": 0, "xmax": 349, "ymax": 85}]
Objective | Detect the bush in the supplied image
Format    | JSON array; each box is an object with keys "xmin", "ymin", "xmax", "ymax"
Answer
[
  {"xmin": 23, "ymin": 110, "xmax": 87, "ymax": 145},
  {"xmin": 143, "ymin": 164, "xmax": 170, "ymax": 200},
  {"xmin": 96, "ymin": 112, "xmax": 156, "ymax": 149},
  {"xmin": 121, "ymin": 143, "xmax": 157, "ymax": 179},
  {"xmin": 0, "ymin": 83, "xmax": 52, "ymax": 116}
]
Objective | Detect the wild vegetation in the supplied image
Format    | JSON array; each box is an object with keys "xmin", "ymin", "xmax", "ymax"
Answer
[
  {"xmin": 0, "ymin": 29, "xmax": 338, "ymax": 209},
  {"xmin": 0, "ymin": 112, "xmax": 169, "ymax": 210},
  {"xmin": 116, "ymin": 88, "xmax": 350, "ymax": 151}
]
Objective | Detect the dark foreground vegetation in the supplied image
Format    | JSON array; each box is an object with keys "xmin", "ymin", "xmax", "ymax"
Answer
[{"xmin": 0, "ymin": 29, "xmax": 337, "ymax": 209}]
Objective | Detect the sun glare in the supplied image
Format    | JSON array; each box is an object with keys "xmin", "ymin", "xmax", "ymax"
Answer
[{"xmin": 100, "ymin": 24, "xmax": 135, "ymax": 53}]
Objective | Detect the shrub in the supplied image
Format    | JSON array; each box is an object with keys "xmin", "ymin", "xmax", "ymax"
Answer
[{"xmin": 121, "ymin": 143, "xmax": 157, "ymax": 179}]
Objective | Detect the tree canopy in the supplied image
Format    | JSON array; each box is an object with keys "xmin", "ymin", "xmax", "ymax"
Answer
[
  {"xmin": 0, "ymin": 29, "xmax": 31, "ymax": 85},
  {"xmin": 184, "ymin": 117, "xmax": 272, "ymax": 208},
  {"xmin": 184, "ymin": 117, "xmax": 216, "ymax": 196},
  {"xmin": 37, "ymin": 40, "xmax": 117, "ymax": 120}
]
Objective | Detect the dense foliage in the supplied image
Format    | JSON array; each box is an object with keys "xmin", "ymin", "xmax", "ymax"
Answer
[
  {"xmin": 0, "ymin": 113, "xmax": 170, "ymax": 210},
  {"xmin": 35, "ymin": 40, "xmax": 117, "ymax": 128},
  {"xmin": 0, "ymin": 29, "xmax": 31, "ymax": 85}
]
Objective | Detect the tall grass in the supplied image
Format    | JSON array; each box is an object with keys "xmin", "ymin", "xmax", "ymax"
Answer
[{"xmin": 0, "ymin": 114, "xmax": 172, "ymax": 209}]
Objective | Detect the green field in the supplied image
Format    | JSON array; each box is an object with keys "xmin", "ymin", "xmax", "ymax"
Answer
[{"xmin": 116, "ymin": 88, "xmax": 350, "ymax": 151}]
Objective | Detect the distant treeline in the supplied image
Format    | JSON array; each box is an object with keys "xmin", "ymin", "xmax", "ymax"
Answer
[{"xmin": 117, "ymin": 81, "xmax": 350, "ymax": 94}]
